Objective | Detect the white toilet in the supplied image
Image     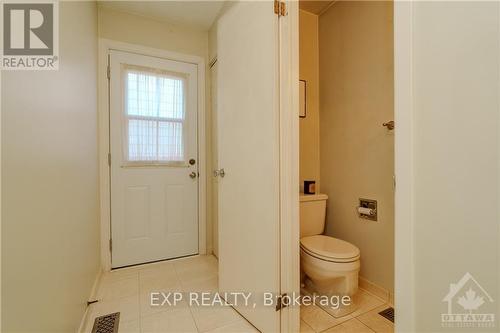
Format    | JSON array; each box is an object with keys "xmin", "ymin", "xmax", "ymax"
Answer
[{"xmin": 300, "ymin": 194, "xmax": 360, "ymax": 315}]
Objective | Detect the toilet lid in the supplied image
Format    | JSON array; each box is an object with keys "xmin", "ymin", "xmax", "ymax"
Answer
[{"xmin": 300, "ymin": 235, "xmax": 360, "ymax": 261}]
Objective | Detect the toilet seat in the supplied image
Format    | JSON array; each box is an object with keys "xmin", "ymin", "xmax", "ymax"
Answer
[{"xmin": 300, "ymin": 235, "xmax": 360, "ymax": 263}]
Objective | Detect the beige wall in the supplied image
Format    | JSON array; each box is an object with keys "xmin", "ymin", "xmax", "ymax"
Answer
[
  {"xmin": 299, "ymin": 10, "xmax": 321, "ymax": 192},
  {"xmin": 1, "ymin": 2, "xmax": 100, "ymax": 331},
  {"xmin": 98, "ymin": 5, "xmax": 208, "ymax": 59},
  {"xmin": 411, "ymin": 2, "xmax": 499, "ymax": 330},
  {"xmin": 319, "ymin": 1, "xmax": 394, "ymax": 292},
  {"xmin": 97, "ymin": 5, "xmax": 214, "ymax": 254}
]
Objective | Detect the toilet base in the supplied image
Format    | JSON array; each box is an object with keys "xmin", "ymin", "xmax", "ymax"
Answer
[
  {"xmin": 302, "ymin": 277, "xmax": 358, "ymax": 318},
  {"xmin": 300, "ymin": 248, "xmax": 360, "ymax": 295}
]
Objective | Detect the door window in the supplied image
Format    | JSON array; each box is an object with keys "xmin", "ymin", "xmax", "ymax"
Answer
[{"xmin": 123, "ymin": 65, "xmax": 187, "ymax": 164}]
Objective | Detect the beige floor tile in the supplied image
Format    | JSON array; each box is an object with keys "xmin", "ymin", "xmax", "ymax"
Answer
[
  {"xmin": 190, "ymin": 304, "xmax": 243, "ymax": 332},
  {"xmin": 98, "ymin": 276, "xmax": 139, "ymax": 301},
  {"xmin": 180, "ymin": 270, "xmax": 218, "ymax": 287},
  {"xmin": 180, "ymin": 275, "xmax": 219, "ymax": 293},
  {"xmin": 83, "ymin": 255, "xmax": 251, "ymax": 333},
  {"xmin": 138, "ymin": 261, "xmax": 189, "ymax": 316},
  {"xmin": 204, "ymin": 320, "xmax": 258, "ymax": 333},
  {"xmin": 323, "ymin": 318, "xmax": 374, "ymax": 333},
  {"xmin": 356, "ymin": 305, "xmax": 394, "ymax": 333},
  {"xmin": 139, "ymin": 261, "xmax": 177, "ymax": 279},
  {"xmin": 300, "ymin": 319, "xmax": 315, "ymax": 333},
  {"xmin": 350, "ymin": 290, "xmax": 385, "ymax": 317},
  {"xmin": 139, "ymin": 263, "xmax": 179, "ymax": 292},
  {"xmin": 176, "ymin": 255, "xmax": 215, "ymax": 268},
  {"xmin": 139, "ymin": 289, "xmax": 189, "ymax": 316},
  {"xmin": 118, "ymin": 320, "xmax": 140, "ymax": 333},
  {"xmin": 139, "ymin": 276, "xmax": 181, "ymax": 296},
  {"xmin": 175, "ymin": 255, "xmax": 218, "ymax": 286},
  {"xmin": 102, "ymin": 267, "xmax": 140, "ymax": 284},
  {"xmin": 300, "ymin": 304, "xmax": 351, "ymax": 332},
  {"xmin": 88, "ymin": 295, "xmax": 140, "ymax": 324},
  {"xmin": 141, "ymin": 308, "xmax": 198, "ymax": 333},
  {"xmin": 172, "ymin": 255, "xmax": 218, "ymax": 275}
]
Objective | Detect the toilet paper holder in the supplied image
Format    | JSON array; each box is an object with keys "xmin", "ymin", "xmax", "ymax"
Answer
[{"xmin": 358, "ymin": 198, "xmax": 377, "ymax": 221}]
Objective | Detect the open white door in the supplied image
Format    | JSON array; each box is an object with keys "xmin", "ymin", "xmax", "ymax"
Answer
[{"xmin": 217, "ymin": 1, "xmax": 281, "ymax": 332}]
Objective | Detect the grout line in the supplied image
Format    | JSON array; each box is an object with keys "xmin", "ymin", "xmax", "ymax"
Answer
[
  {"xmin": 353, "ymin": 317, "xmax": 376, "ymax": 332},
  {"xmin": 299, "ymin": 319, "xmax": 314, "ymax": 333},
  {"xmin": 97, "ymin": 256, "xmax": 222, "ymax": 332},
  {"xmin": 301, "ymin": 288, "xmax": 390, "ymax": 331},
  {"xmin": 173, "ymin": 258, "xmax": 202, "ymax": 332},
  {"xmin": 317, "ymin": 317, "xmax": 350, "ymax": 333},
  {"xmin": 358, "ymin": 287, "xmax": 387, "ymax": 304}
]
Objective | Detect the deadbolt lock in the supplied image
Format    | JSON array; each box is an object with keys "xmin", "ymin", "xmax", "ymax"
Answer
[{"xmin": 189, "ymin": 158, "xmax": 196, "ymax": 165}]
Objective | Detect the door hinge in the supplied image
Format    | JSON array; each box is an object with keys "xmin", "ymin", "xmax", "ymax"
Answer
[
  {"xmin": 275, "ymin": 293, "xmax": 288, "ymax": 311},
  {"xmin": 274, "ymin": 0, "xmax": 287, "ymax": 17},
  {"xmin": 109, "ymin": 239, "xmax": 112, "ymax": 252},
  {"xmin": 108, "ymin": 153, "xmax": 111, "ymax": 166}
]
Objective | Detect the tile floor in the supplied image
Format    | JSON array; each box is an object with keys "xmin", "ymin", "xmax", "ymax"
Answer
[
  {"xmin": 299, "ymin": 289, "xmax": 394, "ymax": 333},
  {"xmin": 83, "ymin": 255, "xmax": 257, "ymax": 333},
  {"xmin": 83, "ymin": 255, "xmax": 394, "ymax": 333}
]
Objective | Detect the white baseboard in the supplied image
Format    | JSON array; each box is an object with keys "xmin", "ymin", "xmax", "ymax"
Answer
[
  {"xmin": 359, "ymin": 276, "xmax": 394, "ymax": 305},
  {"xmin": 77, "ymin": 269, "xmax": 103, "ymax": 333}
]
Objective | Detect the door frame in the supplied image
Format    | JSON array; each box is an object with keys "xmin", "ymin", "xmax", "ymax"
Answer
[
  {"xmin": 393, "ymin": 1, "xmax": 416, "ymax": 331},
  {"xmin": 278, "ymin": 1, "xmax": 300, "ymax": 332},
  {"xmin": 281, "ymin": 1, "xmax": 415, "ymax": 331},
  {"xmin": 97, "ymin": 39, "xmax": 207, "ymax": 272}
]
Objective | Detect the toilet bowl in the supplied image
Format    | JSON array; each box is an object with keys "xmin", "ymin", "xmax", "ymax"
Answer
[
  {"xmin": 299, "ymin": 194, "xmax": 361, "ymax": 317},
  {"xmin": 300, "ymin": 235, "xmax": 360, "ymax": 296}
]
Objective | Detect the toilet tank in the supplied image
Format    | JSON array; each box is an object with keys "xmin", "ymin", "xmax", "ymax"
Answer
[{"xmin": 300, "ymin": 193, "xmax": 328, "ymax": 238}]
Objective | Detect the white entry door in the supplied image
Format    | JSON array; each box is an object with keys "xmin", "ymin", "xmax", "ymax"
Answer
[
  {"xmin": 217, "ymin": 2, "xmax": 281, "ymax": 332},
  {"xmin": 109, "ymin": 50, "xmax": 199, "ymax": 268}
]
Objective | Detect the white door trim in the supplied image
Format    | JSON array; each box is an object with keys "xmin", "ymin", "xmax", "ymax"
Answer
[
  {"xmin": 393, "ymin": 1, "xmax": 416, "ymax": 331},
  {"xmin": 279, "ymin": 1, "xmax": 300, "ymax": 332},
  {"xmin": 282, "ymin": 1, "xmax": 416, "ymax": 331},
  {"xmin": 98, "ymin": 39, "xmax": 207, "ymax": 271}
]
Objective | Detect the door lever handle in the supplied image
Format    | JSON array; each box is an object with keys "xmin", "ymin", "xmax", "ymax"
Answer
[
  {"xmin": 189, "ymin": 172, "xmax": 197, "ymax": 179},
  {"xmin": 383, "ymin": 120, "xmax": 395, "ymax": 130}
]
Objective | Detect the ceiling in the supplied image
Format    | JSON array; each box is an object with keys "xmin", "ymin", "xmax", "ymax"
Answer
[
  {"xmin": 98, "ymin": 1, "xmax": 226, "ymax": 31},
  {"xmin": 299, "ymin": 0, "xmax": 336, "ymax": 15}
]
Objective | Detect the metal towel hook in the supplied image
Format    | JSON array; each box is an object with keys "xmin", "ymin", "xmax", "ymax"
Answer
[{"xmin": 383, "ymin": 120, "xmax": 395, "ymax": 130}]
